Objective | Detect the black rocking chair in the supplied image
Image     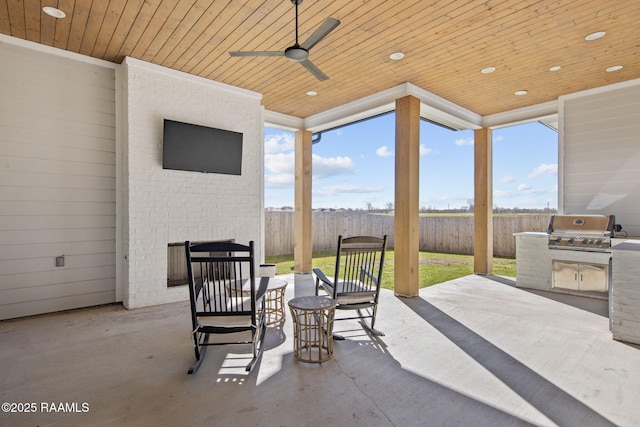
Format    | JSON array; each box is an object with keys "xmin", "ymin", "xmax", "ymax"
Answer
[
  {"xmin": 185, "ymin": 240, "xmax": 267, "ymax": 374},
  {"xmin": 314, "ymin": 235, "xmax": 388, "ymax": 337}
]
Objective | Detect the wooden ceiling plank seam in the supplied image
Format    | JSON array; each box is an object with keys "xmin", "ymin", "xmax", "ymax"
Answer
[
  {"xmin": 220, "ymin": 1, "xmax": 392, "ymax": 89},
  {"xmin": 150, "ymin": 0, "xmax": 217, "ymax": 65},
  {"xmin": 180, "ymin": 2, "xmax": 255, "ymax": 75},
  {"xmin": 23, "ymin": 0, "xmax": 40, "ymax": 42},
  {"xmin": 203, "ymin": 1, "xmax": 325, "ymax": 83},
  {"xmin": 161, "ymin": 0, "xmax": 233, "ymax": 69},
  {"xmin": 102, "ymin": 0, "xmax": 148, "ymax": 62},
  {"xmin": 168, "ymin": 0, "xmax": 283, "ymax": 75},
  {"xmin": 86, "ymin": 0, "xmax": 122, "ymax": 59},
  {"xmin": 408, "ymin": 11, "xmax": 603, "ymax": 73},
  {"xmin": 272, "ymin": 0, "xmax": 624, "ymax": 113},
  {"xmin": 290, "ymin": 0, "xmax": 564, "ymax": 88},
  {"xmin": 415, "ymin": 5, "xmax": 634, "ymax": 82},
  {"xmin": 53, "ymin": 0, "xmax": 76, "ymax": 50},
  {"xmin": 0, "ymin": 0, "xmax": 10, "ymax": 35},
  {"xmin": 91, "ymin": 0, "xmax": 128, "ymax": 59},
  {"xmin": 219, "ymin": 1, "xmax": 401, "ymax": 87},
  {"xmin": 5, "ymin": 0, "xmax": 26, "ymax": 39},
  {"xmin": 138, "ymin": 0, "xmax": 199, "ymax": 63},
  {"xmin": 228, "ymin": 0, "xmax": 447, "ymax": 86},
  {"xmin": 38, "ymin": 0, "xmax": 56, "ymax": 47},
  {"xmin": 202, "ymin": 0, "xmax": 297, "ymax": 81},
  {"xmin": 167, "ymin": 0, "xmax": 240, "ymax": 72},
  {"xmin": 246, "ymin": 0, "xmax": 493, "ymax": 96},
  {"xmin": 78, "ymin": 0, "xmax": 109, "ymax": 56},
  {"xmin": 112, "ymin": 0, "xmax": 162, "ymax": 61},
  {"xmin": 186, "ymin": 0, "xmax": 297, "ymax": 77},
  {"xmin": 216, "ymin": 0, "xmax": 350, "ymax": 79},
  {"xmin": 128, "ymin": 0, "xmax": 179, "ymax": 60},
  {"xmin": 345, "ymin": 0, "xmax": 606, "ymax": 74},
  {"xmin": 66, "ymin": 0, "xmax": 93, "ymax": 53}
]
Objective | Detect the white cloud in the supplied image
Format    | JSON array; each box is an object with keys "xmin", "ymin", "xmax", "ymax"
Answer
[
  {"xmin": 264, "ymin": 152, "xmax": 294, "ymax": 188},
  {"xmin": 316, "ymin": 184, "xmax": 385, "ymax": 196},
  {"xmin": 494, "ymin": 135, "xmax": 505, "ymax": 142},
  {"xmin": 376, "ymin": 146, "xmax": 394, "ymax": 157},
  {"xmin": 495, "ymin": 185, "xmax": 546, "ymax": 198},
  {"xmin": 312, "ymin": 154, "xmax": 355, "ymax": 178},
  {"xmin": 454, "ymin": 137, "xmax": 474, "ymax": 146},
  {"xmin": 265, "ymin": 174, "xmax": 294, "ymax": 188},
  {"xmin": 498, "ymin": 175, "xmax": 516, "ymax": 184},
  {"xmin": 420, "ymin": 144, "xmax": 432, "ymax": 155},
  {"xmin": 264, "ymin": 133, "xmax": 294, "ymax": 154},
  {"xmin": 528, "ymin": 163, "xmax": 558, "ymax": 179},
  {"xmin": 265, "ymin": 152, "xmax": 295, "ymax": 174},
  {"xmin": 265, "ymin": 152, "xmax": 356, "ymax": 180}
]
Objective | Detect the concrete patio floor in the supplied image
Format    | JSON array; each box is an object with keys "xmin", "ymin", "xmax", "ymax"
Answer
[{"xmin": 1, "ymin": 274, "xmax": 639, "ymax": 426}]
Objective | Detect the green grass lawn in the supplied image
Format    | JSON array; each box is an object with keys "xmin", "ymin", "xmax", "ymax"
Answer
[{"xmin": 265, "ymin": 250, "xmax": 516, "ymax": 290}]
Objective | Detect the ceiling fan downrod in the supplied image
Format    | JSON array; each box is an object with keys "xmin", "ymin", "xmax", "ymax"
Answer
[{"xmin": 285, "ymin": 0, "xmax": 309, "ymax": 62}]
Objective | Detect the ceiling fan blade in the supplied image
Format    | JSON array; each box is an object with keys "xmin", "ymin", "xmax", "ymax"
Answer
[
  {"xmin": 300, "ymin": 18, "xmax": 340, "ymax": 51},
  {"xmin": 300, "ymin": 59, "xmax": 329, "ymax": 81},
  {"xmin": 229, "ymin": 51, "xmax": 284, "ymax": 57}
]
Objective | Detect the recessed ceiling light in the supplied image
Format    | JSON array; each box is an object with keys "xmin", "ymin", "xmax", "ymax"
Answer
[
  {"xmin": 42, "ymin": 6, "xmax": 66, "ymax": 19},
  {"xmin": 606, "ymin": 65, "xmax": 623, "ymax": 72},
  {"xmin": 514, "ymin": 90, "xmax": 528, "ymax": 96},
  {"xmin": 549, "ymin": 65, "xmax": 562, "ymax": 72},
  {"xmin": 306, "ymin": 91, "xmax": 318, "ymax": 96},
  {"xmin": 389, "ymin": 52, "xmax": 405, "ymax": 60},
  {"xmin": 481, "ymin": 67, "xmax": 496, "ymax": 74},
  {"xmin": 585, "ymin": 31, "xmax": 606, "ymax": 41}
]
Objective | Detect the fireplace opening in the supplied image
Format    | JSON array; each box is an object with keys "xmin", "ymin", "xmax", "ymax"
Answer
[{"xmin": 167, "ymin": 240, "xmax": 233, "ymax": 287}]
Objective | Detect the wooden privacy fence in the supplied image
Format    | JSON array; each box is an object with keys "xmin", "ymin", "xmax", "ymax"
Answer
[{"xmin": 264, "ymin": 211, "xmax": 550, "ymax": 258}]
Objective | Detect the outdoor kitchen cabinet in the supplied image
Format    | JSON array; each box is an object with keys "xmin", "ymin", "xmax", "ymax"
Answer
[
  {"xmin": 610, "ymin": 240, "xmax": 640, "ymax": 345},
  {"xmin": 552, "ymin": 260, "xmax": 608, "ymax": 293}
]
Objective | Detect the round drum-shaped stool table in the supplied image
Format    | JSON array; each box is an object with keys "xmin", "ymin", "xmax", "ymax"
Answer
[
  {"xmin": 230, "ymin": 278, "xmax": 288, "ymax": 326},
  {"xmin": 288, "ymin": 296, "xmax": 336, "ymax": 363},
  {"xmin": 262, "ymin": 278, "xmax": 288, "ymax": 326}
]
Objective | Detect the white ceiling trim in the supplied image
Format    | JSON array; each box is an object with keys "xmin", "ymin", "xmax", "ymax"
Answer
[
  {"xmin": 264, "ymin": 110, "xmax": 304, "ymax": 132},
  {"xmin": 482, "ymin": 100, "xmax": 558, "ymax": 129}
]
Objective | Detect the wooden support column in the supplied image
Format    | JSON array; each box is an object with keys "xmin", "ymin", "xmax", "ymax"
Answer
[
  {"xmin": 294, "ymin": 130, "xmax": 312, "ymax": 273},
  {"xmin": 473, "ymin": 127, "xmax": 493, "ymax": 275},
  {"xmin": 394, "ymin": 95, "xmax": 420, "ymax": 297}
]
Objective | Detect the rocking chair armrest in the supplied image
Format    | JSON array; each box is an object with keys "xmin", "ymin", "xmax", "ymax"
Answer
[
  {"xmin": 255, "ymin": 276, "xmax": 269, "ymax": 301},
  {"xmin": 313, "ymin": 268, "xmax": 334, "ymax": 287}
]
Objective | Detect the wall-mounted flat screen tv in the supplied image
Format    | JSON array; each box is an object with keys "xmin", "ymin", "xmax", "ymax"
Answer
[{"xmin": 162, "ymin": 119, "xmax": 243, "ymax": 175}]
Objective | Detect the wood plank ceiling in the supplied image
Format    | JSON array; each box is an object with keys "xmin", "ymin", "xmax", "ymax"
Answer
[{"xmin": 2, "ymin": 0, "xmax": 639, "ymax": 119}]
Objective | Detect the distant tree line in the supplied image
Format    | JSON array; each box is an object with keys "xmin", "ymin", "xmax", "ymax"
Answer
[{"xmin": 269, "ymin": 202, "xmax": 557, "ymax": 214}]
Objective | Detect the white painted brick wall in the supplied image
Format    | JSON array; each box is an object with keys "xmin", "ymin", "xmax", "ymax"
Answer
[{"xmin": 121, "ymin": 58, "xmax": 263, "ymax": 308}]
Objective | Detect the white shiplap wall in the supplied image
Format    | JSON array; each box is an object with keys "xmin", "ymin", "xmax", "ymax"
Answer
[
  {"xmin": 560, "ymin": 79, "xmax": 640, "ymax": 237},
  {"xmin": 0, "ymin": 39, "xmax": 117, "ymax": 320}
]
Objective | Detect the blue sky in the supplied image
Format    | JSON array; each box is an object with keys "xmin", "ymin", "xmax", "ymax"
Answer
[{"xmin": 264, "ymin": 114, "xmax": 558, "ymax": 210}]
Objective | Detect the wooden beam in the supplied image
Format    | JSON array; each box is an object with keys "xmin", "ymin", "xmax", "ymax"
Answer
[
  {"xmin": 473, "ymin": 128, "xmax": 493, "ymax": 275},
  {"xmin": 394, "ymin": 95, "xmax": 420, "ymax": 297},
  {"xmin": 294, "ymin": 130, "xmax": 312, "ymax": 273}
]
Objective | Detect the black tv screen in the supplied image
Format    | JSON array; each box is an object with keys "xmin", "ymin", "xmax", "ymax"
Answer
[{"xmin": 162, "ymin": 119, "xmax": 243, "ymax": 175}]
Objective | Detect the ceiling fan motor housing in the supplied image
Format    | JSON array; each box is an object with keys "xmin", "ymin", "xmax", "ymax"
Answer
[{"xmin": 285, "ymin": 45, "xmax": 309, "ymax": 62}]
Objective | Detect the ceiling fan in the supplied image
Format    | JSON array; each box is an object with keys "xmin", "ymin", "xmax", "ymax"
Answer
[{"xmin": 229, "ymin": 0, "xmax": 340, "ymax": 81}]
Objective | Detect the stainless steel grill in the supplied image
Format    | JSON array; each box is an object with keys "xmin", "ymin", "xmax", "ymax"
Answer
[{"xmin": 547, "ymin": 214, "xmax": 615, "ymax": 252}]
